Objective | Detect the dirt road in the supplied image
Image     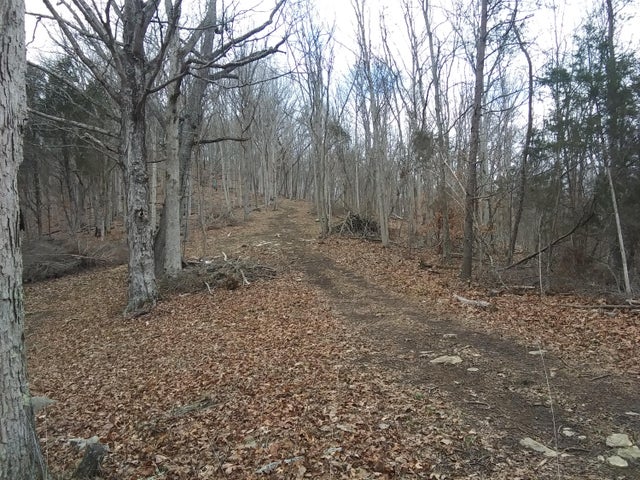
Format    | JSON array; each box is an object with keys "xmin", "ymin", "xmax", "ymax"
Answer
[{"xmin": 267, "ymin": 201, "xmax": 640, "ymax": 479}]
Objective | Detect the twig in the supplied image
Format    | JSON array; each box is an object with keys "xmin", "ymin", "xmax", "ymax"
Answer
[
  {"xmin": 240, "ymin": 270, "xmax": 250, "ymax": 286},
  {"xmin": 538, "ymin": 341, "xmax": 561, "ymax": 479},
  {"xmin": 558, "ymin": 356, "xmax": 572, "ymax": 369},
  {"xmin": 204, "ymin": 282, "xmax": 214, "ymax": 295},
  {"xmin": 464, "ymin": 400, "xmax": 491, "ymax": 409},
  {"xmin": 590, "ymin": 373, "xmax": 611, "ymax": 382}
]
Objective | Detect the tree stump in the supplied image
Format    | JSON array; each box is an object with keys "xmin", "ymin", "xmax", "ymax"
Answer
[{"xmin": 73, "ymin": 443, "xmax": 108, "ymax": 479}]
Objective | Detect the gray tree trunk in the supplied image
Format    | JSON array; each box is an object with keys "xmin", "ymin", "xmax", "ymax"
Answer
[
  {"xmin": 604, "ymin": 0, "xmax": 632, "ymax": 297},
  {"xmin": 0, "ymin": 1, "xmax": 48, "ymax": 477},
  {"xmin": 508, "ymin": 23, "xmax": 534, "ymax": 264},
  {"xmin": 40, "ymin": 0, "xmax": 183, "ymax": 315},
  {"xmin": 424, "ymin": 0, "xmax": 452, "ymax": 259},
  {"xmin": 121, "ymin": 99, "xmax": 157, "ymax": 315},
  {"xmin": 160, "ymin": 51, "xmax": 183, "ymax": 277},
  {"xmin": 461, "ymin": 0, "xmax": 488, "ymax": 280}
]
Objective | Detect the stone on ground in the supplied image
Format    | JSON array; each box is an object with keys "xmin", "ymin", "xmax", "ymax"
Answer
[
  {"xmin": 607, "ymin": 455, "xmax": 629, "ymax": 467},
  {"xmin": 430, "ymin": 355, "xmax": 462, "ymax": 365},
  {"xmin": 520, "ymin": 437, "xmax": 558, "ymax": 457},
  {"xmin": 606, "ymin": 433, "xmax": 633, "ymax": 448},
  {"xmin": 617, "ymin": 446, "xmax": 640, "ymax": 460}
]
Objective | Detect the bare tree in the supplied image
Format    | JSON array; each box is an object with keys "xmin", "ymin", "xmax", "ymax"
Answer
[
  {"xmin": 603, "ymin": 0, "xmax": 632, "ymax": 296},
  {"xmin": 295, "ymin": 13, "xmax": 334, "ymax": 235},
  {"xmin": 508, "ymin": 4, "xmax": 534, "ymax": 264},
  {"xmin": 423, "ymin": 0, "xmax": 453, "ymax": 259},
  {"xmin": 155, "ymin": 0, "xmax": 218, "ymax": 277},
  {"xmin": 41, "ymin": 0, "xmax": 184, "ymax": 315},
  {"xmin": 153, "ymin": 0, "xmax": 288, "ymax": 275},
  {"xmin": 353, "ymin": 0, "xmax": 391, "ymax": 246},
  {"xmin": 461, "ymin": 0, "xmax": 488, "ymax": 279},
  {"xmin": 0, "ymin": 0, "xmax": 48, "ymax": 477}
]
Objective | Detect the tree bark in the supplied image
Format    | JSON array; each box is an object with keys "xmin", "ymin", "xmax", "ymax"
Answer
[
  {"xmin": 121, "ymin": 98, "xmax": 157, "ymax": 316},
  {"xmin": 159, "ymin": 42, "xmax": 184, "ymax": 277},
  {"xmin": 604, "ymin": 0, "xmax": 632, "ymax": 297},
  {"xmin": 461, "ymin": 0, "xmax": 488, "ymax": 280},
  {"xmin": 0, "ymin": 0, "xmax": 48, "ymax": 477}
]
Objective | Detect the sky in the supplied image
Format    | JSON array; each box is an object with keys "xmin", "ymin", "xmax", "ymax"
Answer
[
  {"xmin": 25, "ymin": 0, "xmax": 639, "ymax": 61},
  {"xmin": 24, "ymin": 0, "xmax": 640, "ymax": 103}
]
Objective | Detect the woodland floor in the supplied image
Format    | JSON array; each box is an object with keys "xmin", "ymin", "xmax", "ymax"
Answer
[{"xmin": 25, "ymin": 199, "xmax": 640, "ymax": 479}]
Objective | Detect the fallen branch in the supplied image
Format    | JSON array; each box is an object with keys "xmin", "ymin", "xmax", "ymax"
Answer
[
  {"xmin": 503, "ymin": 212, "xmax": 594, "ymax": 270},
  {"xmin": 454, "ymin": 294, "xmax": 491, "ymax": 309}
]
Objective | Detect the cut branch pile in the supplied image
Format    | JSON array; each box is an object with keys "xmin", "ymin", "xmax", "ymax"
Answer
[
  {"xmin": 159, "ymin": 256, "xmax": 276, "ymax": 295},
  {"xmin": 332, "ymin": 212, "xmax": 379, "ymax": 238}
]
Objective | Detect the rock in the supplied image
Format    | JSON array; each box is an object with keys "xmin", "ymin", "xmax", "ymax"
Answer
[
  {"xmin": 430, "ymin": 355, "xmax": 462, "ymax": 365},
  {"xmin": 443, "ymin": 334, "xmax": 457, "ymax": 339},
  {"xmin": 528, "ymin": 349, "xmax": 547, "ymax": 356},
  {"xmin": 607, "ymin": 455, "xmax": 629, "ymax": 468},
  {"xmin": 617, "ymin": 446, "xmax": 640, "ymax": 460},
  {"xmin": 30, "ymin": 396, "xmax": 56, "ymax": 412},
  {"xmin": 467, "ymin": 367, "xmax": 479, "ymax": 372},
  {"xmin": 606, "ymin": 433, "xmax": 633, "ymax": 448},
  {"xmin": 561, "ymin": 427, "xmax": 576, "ymax": 438},
  {"xmin": 520, "ymin": 437, "xmax": 558, "ymax": 457}
]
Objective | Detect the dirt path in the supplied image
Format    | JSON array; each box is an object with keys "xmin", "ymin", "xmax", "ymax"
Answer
[{"xmin": 266, "ymin": 201, "xmax": 640, "ymax": 479}]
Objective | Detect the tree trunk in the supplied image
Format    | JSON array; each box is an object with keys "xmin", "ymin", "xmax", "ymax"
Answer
[
  {"xmin": 159, "ymin": 81, "xmax": 183, "ymax": 277},
  {"xmin": 0, "ymin": 0, "xmax": 48, "ymax": 477},
  {"xmin": 33, "ymin": 155, "xmax": 44, "ymax": 236},
  {"xmin": 176, "ymin": 3, "xmax": 217, "ymax": 239},
  {"xmin": 122, "ymin": 100, "xmax": 157, "ymax": 316},
  {"xmin": 604, "ymin": 0, "xmax": 632, "ymax": 297},
  {"xmin": 508, "ymin": 23, "xmax": 534, "ymax": 264},
  {"xmin": 148, "ymin": 144, "xmax": 157, "ymax": 233},
  {"xmin": 461, "ymin": 0, "xmax": 488, "ymax": 280},
  {"xmin": 424, "ymin": 0, "xmax": 451, "ymax": 260}
]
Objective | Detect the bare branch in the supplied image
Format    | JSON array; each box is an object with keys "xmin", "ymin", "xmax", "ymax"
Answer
[
  {"xmin": 196, "ymin": 136, "xmax": 250, "ymax": 145},
  {"xmin": 28, "ymin": 108, "xmax": 117, "ymax": 139}
]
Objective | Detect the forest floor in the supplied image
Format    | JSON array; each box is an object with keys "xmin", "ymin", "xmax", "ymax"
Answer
[{"xmin": 25, "ymin": 199, "xmax": 640, "ymax": 479}]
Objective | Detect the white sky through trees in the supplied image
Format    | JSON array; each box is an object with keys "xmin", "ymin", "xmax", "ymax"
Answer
[{"xmin": 25, "ymin": 0, "xmax": 639, "ymax": 65}]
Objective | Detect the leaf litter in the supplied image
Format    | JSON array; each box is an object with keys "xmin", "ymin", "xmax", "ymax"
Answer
[
  {"xmin": 25, "ymin": 199, "xmax": 640, "ymax": 479},
  {"xmin": 26, "ymin": 267, "xmax": 469, "ymax": 478}
]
